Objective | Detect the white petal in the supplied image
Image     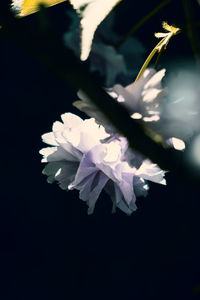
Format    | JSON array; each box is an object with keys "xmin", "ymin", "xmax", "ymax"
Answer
[
  {"xmin": 87, "ymin": 172, "xmax": 109, "ymax": 214},
  {"xmin": 142, "ymin": 88, "xmax": 163, "ymax": 103},
  {"xmin": 103, "ymin": 141, "xmax": 121, "ymax": 163},
  {"xmin": 171, "ymin": 137, "xmax": 185, "ymax": 150},
  {"xmin": 41, "ymin": 132, "xmax": 58, "ymax": 146},
  {"xmin": 144, "ymin": 69, "xmax": 166, "ymax": 89},
  {"xmin": 143, "ymin": 115, "xmax": 160, "ymax": 122},
  {"xmin": 61, "ymin": 113, "xmax": 83, "ymax": 128},
  {"xmin": 136, "ymin": 160, "xmax": 166, "ymax": 185},
  {"xmin": 62, "ymin": 128, "xmax": 81, "ymax": 148},
  {"xmin": 131, "ymin": 112, "xmax": 142, "ymax": 119},
  {"xmin": 39, "ymin": 147, "xmax": 57, "ymax": 162},
  {"xmin": 53, "ymin": 121, "xmax": 64, "ymax": 132}
]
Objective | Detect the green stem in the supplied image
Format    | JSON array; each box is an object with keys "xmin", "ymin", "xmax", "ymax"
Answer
[
  {"xmin": 135, "ymin": 38, "xmax": 164, "ymax": 81},
  {"xmin": 116, "ymin": 0, "xmax": 172, "ymax": 48},
  {"xmin": 154, "ymin": 45, "xmax": 164, "ymax": 69}
]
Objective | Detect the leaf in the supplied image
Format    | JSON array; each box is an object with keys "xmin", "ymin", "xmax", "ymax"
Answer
[
  {"xmin": 69, "ymin": 0, "xmax": 122, "ymax": 61},
  {"xmin": 12, "ymin": 0, "xmax": 66, "ymax": 16}
]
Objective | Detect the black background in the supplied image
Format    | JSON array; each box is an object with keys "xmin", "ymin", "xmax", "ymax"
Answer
[{"xmin": 1, "ymin": 0, "xmax": 200, "ymax": 299}]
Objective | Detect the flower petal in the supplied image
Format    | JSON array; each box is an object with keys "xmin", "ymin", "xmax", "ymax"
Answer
[
  {"xmin": 144, "ymin": 69, "xmax": 166, "ymax": 89},
  {"xmin": 61, "ymin": 112, "xmax": 83, "ymax": 128},
  {"xmin": 136, "ymin": 160, "xmax": 166, "ymax": 185},
  {"xmin": 41, "ymin": 132, "xmax": 58, "ymax": 146},
  {"xmin": 40, "ymin": 146, "xmax": 79, "ymax": 162}
]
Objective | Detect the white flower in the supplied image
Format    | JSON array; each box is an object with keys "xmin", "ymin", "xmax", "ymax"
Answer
[
  {"xmin": 159, "ymin": 70, "xmax": 200, "ymax": 140},
  {"xmin": 109, "ymin": 68, "xmax": 166, "ymax": 121},
  {"xmin": 68, "ymin": 138, "xmax": 165, "ymax": 215},
  {"xmin": 73, "ymin": 68, "xmax": 187, "ymax": 155},
  {"xmin": 40, "ymin": 113, "xmax": 109, "ymax": 190},
  {"xmin": 40, "ymin": 114, "xmax": 166, "ymax": 215},
  {"xmin": 73, "ymin": 68, "xmax": 166, "ymax": 134}
]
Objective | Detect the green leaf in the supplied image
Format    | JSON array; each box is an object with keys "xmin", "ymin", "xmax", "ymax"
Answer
[{"xmin": 11, "ymin": 0, "xmax": 66, "ymax": 16}]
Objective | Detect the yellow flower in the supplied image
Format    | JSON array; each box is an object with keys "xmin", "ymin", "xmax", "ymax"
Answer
[{"xmin": 155, "ymin": 22, "xmax": 180, "ymax": 51}]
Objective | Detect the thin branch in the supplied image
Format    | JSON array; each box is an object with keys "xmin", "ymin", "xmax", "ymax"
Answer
[{"xmin": 135, "ymin": 38, "xmax": 164, "ymax": 81}]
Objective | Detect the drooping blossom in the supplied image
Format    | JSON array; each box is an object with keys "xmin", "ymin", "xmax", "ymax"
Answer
[
  {"xmin": 73, "ymin": 68, "xmax": 166, "ymax": 134},
  {"xmin": 40, "ymin": 113, "xmax": 166, "ymax": 215},
  {"xmin": 73, "ymin": 67, "xmax": 187, "ymax": 168}
]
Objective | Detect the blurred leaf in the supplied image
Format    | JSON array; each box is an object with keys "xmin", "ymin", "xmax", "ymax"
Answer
[
  {"xmin": 14, "ymin": 0, "xmax": 66, "ymax": 16},
  {"xmin": 69, "ymin": 0, "xmax": 122, "ymax": 61}
]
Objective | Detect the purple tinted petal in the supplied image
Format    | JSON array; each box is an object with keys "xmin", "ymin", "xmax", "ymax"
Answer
[
  {"xmin": 104, "ymin": 181, "xmax": 137, "ymax": 215},
  {"xmin": 114, "ymin": 184, "xmax": 137, "ymax": 215},
  {"xmin": 87, "ymin": 172, "xmax": 109, "ymax": 214},
  {"xmin": 118, "ymin": 172, "xmax": 135, "ymax": 205},
  {"xmin": 42, "ymin": 161, "xmax": 79, "ymax": 189},
  {"xmin": 69, "ymin": 153, "xmax": 98, "ymax": 190},
  {"xmin": 55, "ymin": 162, "xmax": 79, "ymax": 190}
]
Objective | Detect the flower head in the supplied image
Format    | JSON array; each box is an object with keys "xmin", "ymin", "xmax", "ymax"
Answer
[
  {"xmin": 40, "ymin": 113, "xmax": 166, "ymax": 215},
  {"xmin": 40, "ymin": 113, "xmax": 108, "ymax": 190},
  {"xmin": 68, "ymin": 137, "xmax": 165, "ymax": 214},
  {"xmin": 73, "ymin": 68, "xmax": 166, "ymax": 134}
]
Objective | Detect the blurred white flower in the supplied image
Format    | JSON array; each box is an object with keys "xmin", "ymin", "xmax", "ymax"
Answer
[
  {"xmin": 73, "ymin": 68, "xmax": 189, "ymax": 149},
  {"xmin": 108, "ymin": 68, "xmax": 166, "ymax": 121},
  {"xmin": 73, "ymin": 68, "xmax": 166, "ymax": 134},
  {"xmin": 160, "ymin": 69, "xmax": 200, "ymax": 140}
]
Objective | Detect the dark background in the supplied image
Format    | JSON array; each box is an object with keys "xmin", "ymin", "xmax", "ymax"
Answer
[{"xmin": 1, "ymin": 0, "xmax": 200, "ymax": 299}]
